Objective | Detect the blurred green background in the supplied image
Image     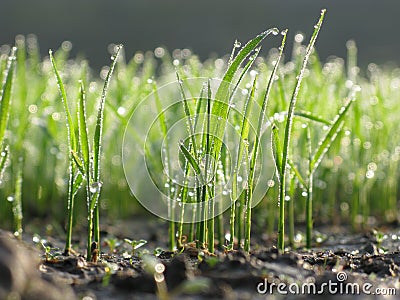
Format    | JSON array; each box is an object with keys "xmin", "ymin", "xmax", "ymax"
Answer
[{"xmin": 1, "ymin": 0, "xmax": 399, "ymax": 69}]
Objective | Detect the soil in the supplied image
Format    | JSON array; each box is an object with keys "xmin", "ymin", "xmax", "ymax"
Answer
[{"xmin": 1, "ymin": 219, "xmax": 400, "ymax": 299}]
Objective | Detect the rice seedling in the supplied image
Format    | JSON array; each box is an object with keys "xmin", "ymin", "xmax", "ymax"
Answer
[
  {"xmin": 272, "ymin": 9, "xmax": 326, "ymax": 251},
  {"xmin": 50, "ymin": 45, "xmax": 122, "ymax": 260},
  {"xmin": 0, "ymin": 10, "xmax": 399, "ymax": 276}
]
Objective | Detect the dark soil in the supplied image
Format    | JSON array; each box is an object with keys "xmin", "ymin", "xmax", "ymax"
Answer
[{"xmin": 1, "ymin": 220, "xmax": 400, "ymax": 299}]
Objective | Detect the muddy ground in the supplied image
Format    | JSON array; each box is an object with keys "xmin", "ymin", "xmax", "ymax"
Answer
[{"xmin": 1, "ymin": 219, "xmax": 400, "ymax": 299}]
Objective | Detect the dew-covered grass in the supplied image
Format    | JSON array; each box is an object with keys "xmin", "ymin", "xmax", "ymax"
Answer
[{"xmin": 0, "ymin": 10, "xmax": 399, "ymax": 254}]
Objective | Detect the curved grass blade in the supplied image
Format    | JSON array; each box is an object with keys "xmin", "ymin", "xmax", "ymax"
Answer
[
  {"xmin": 250, "ymin": 29, "xmax": 287, "ymax": 185},
  {"xmin": 92, "ymin": 45, "xmax": 122, "ymax": 251},
  {"xmin": 50, "ymin": 49, "xmax": 79, "ymax": 256},
  {"xmin": 278, "ymin": 9, "xmax": 326, "ymax": 251},
  {"xmin": 49, "ymin": 49, "xmax": 77, "ymax": 152},
  {"xmin": 78, "ymin": 81, "xmax": 90, "ymax": 174},
  {"xmin": 12, "ymin": 157, "xmax": 24, "ymax": 240},
  {"xmin": 294, "ymin": 110, "xmax": 331, "ymax": 125},
  {"xmin": 211, "ymin": 28, "xmax": 278, "ymax": 164},
  {"xmin": 72, "ymin": 173, "xmax": 84, "ymax": 197},
  {"xmin": 287, "ymin": 159, "xmax": 307, "ymax": 188},
  {"xmin": 271, "ymin": 124, "xmax": 283, "ymax": 175},
  {"xmin": 93, "ymin": 44, "xmax": 122, "ymax": 183},
  {"xmin": 177, "ymin": 72, "xmax": 199, "ymax": 157},
  {"xmin": 310, "ymin": 93, "xmax": 356, "ymax": 172},
  {"xmin": 0, "ymin": 47, "xmax": 16, "ymax": 144},
  {"xmin": 71, "ymin": 150, "xmax": 85, "ymax": 176},
  {"xmin": 152, "ymin": 80, "xmax": 176, "ymax": 250},
  {"xmin": 0, "ymin": 145, "xmax": 9, "ymax": 180},
  {"xmin": 179, "ymin": 141, "xmax": 204, "ymax": 186},
  {"xmin": 229, "ymin": 77, "xmax": 256, "ymax": 250}
]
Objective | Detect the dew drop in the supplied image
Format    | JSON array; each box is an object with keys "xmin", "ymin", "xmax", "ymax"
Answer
[
  {"xmin": 234, "ymin": 40, "xmax": 241, "ymax": 48},
  {"xmin": 90, "ymin": 182, "xmax": 103, "ymax": 194},
  {"xmin": 270, "ymin": 28, "xmax": 279, "ymax": 36},
  {"xmin": 117, "ymin": 106, "xmax": 126, "ymax": 116},
  {"xmin": 7, "ymin": 195, "xmax": 14, "ymax": 202},
  {"xmin": 366, "ymin": 170, "xmax": 375, "ymax": 179}
]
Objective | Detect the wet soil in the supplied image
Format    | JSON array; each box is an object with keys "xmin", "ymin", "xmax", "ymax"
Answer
[{"xmin": 1, "ymin": 220, "xmax": 400, "ymax": 299}]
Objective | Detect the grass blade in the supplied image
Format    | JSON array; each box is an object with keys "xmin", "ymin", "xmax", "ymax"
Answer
[
  {"xmin": 179, "ymin": 141, "xmax": 204, "ymax": 186},
  {"xmin": 271, "ymin": 124, "xmax": 283, "ymax": 175},
  {"xmin": 177, "ymin": 73, "xmax": 199, "ymax": 157},
  {"xmin": 49, "ymin": 49, "xmax": 76, "ymax": 152},
  {"xmin": 287, "ymin": 160, "xmax": 307, "ymax": 188},
  {"xmin": 294, "ymin": 110, "xmax": 331, "ymax": 125},
  {"xmin": 278, "ymin": 9, "xmax": 326, "ymax": 251},
  {"xmin": 0, "ymin": 47, "xmax": 16, "ymax": 144},
  {"xmin": 211, "ymin": 28, "xmax": 278, "ymax": 165},
  {"xmin": 93, "ymin": 44, "xmax": 122, "ymax": 183},
  {"xmin": 310, "ymin": 93, "xmax": 356, "ymax": 172},
  {"xmin": 0, "ymin": 145, "xmax": 9, "ymax": 180},
  {"xmin": 78, "ymin": 81, "xmax": 90, "ymax": 174},
  {"xmin": 92, "ymin": 45, "xmax": 122, "ymax": 251},
  {"xmin": 71, "ymin": 150, "xmax": 86, "ymax": 176}
]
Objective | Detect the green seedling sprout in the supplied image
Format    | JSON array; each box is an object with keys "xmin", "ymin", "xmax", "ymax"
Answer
[
  {"xmin": 124, "ymin": 238, "xmax": 147, "ymax": 256},
  {"xmin": 104, "ymin": 237, "xmax": 121, "ymax": 254},
  {"xmin": 273, "ymin": 9, "xmax": 326, "ymax": 252},
  {"xmin": 50, "ymin": 50, "xmax": 79, "ymax": 255},
  {"xmin": 51, "ymin": 45, "xmax": 122, "ymax": 260}
]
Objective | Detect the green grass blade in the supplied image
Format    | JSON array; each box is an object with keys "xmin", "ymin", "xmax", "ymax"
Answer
[
  {"xmin": 0, "ymin": 47, "xmax": 16, "ymax": 144},
  {"xmin": 281, "ymin": 10, "xmax": 325, "ymax": 178},
  {"xmin": 13, "ymin": 157, "xmax": 24, "ymax": 239},
  {"xmin": 0, "ymin": 145, "xmax": 9, "ymax": 179},
  {"xmin": 179, "ymin": 141, "xmax": 203, "ymax": 185},
  {"xmin": 294, "ymin": 110, "xmax": 331, "ymax": 125},
  {"xmin": 72, "ymin": 173, "xmax": 84, "ymax": 197},
  {"xmin": 278, "ymin": 10, "xmax": 326, "ymax": 251},
  {"xmin": 271, "ymin": 124, "xmax": 282, "ymax": 175},
  {"xmin": 152, "ymin": 80, "xmax": 176, "ymax": 250},
  {"xmin": 211, "ymin": 28, "xmax": 278, "ymax": 163},
  {"xmin": 232, "ymin": 77, "xmax": 257, "ymax": 201},
  {"xmin": 78, "ymin": 81, "xmax": 90, "ymax": 174},
  {"xmin": 176, "ymin": 72, "xmax": 199, "ymax": 157},
  {"xmin": 250, "ymin": 29, "xmax": 287, "ymax": 183},
  {"xmin": 287, "ymin": 160, "xmax": 307, "ymax": 188},
  {"xmin": 93, "ymin": 44, "xmax": 122, "ymax": 182},
  {"xmin": 49, "ymin": 49, "xmax": 77, "ymax": 152},
  {"xmin": 71, "ymin": 150, "xmax": 85, "ymax": 176},
  {"xmin": 311, "ymin": 92, "xmax": 356, "ymax": 172}
]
